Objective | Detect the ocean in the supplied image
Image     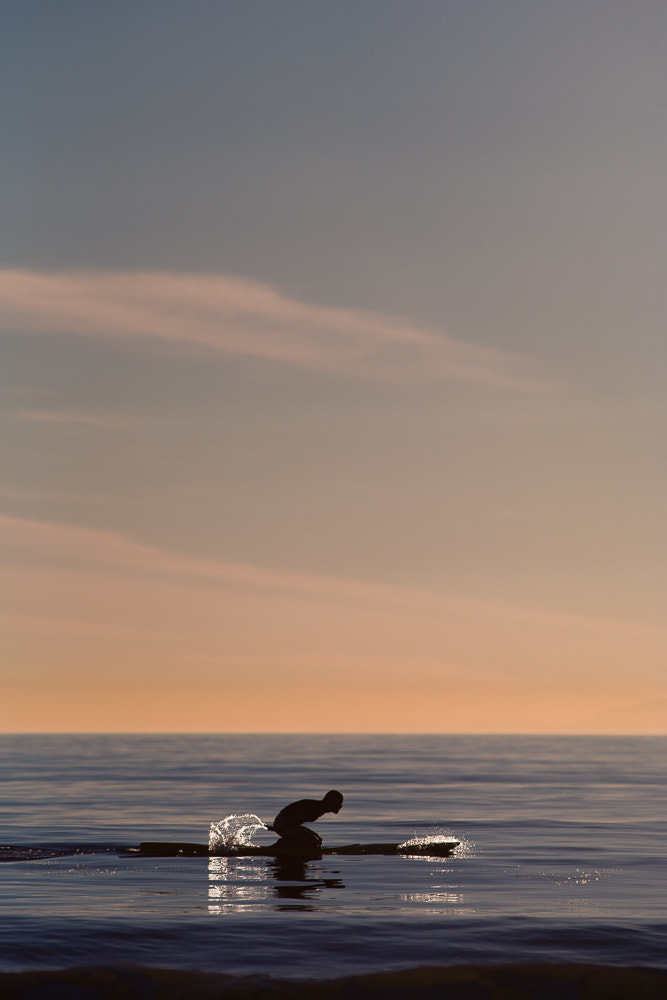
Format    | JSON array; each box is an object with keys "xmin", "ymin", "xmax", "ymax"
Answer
[{"xmin": 1, "ymin": 734, "xmax": 665, "ymax": 998}]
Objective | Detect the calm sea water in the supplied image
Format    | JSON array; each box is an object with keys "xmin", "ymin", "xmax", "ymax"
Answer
[{"xmin": 1, "ymin": 734, "xmax": 665, "ymax": 997}]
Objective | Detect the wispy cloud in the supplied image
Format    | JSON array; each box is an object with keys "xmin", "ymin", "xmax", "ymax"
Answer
[
  {"xmin": 0, "ymin": 269, "xmax": 546, "ymax": 388},
  {"xmin": 3, "ymin": 514, "xmax": 665, "ymax": 684},
  {"xmin": 4, "ymin": 515, "xmax": 665, "ymax": 732},
  {"xmin": 15, "ymin": 409, "xmax": 158, "ymax": 431}
]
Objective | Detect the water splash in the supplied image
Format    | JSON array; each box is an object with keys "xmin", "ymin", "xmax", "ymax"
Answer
[
  {"xmin": 209, "ymin": 814, "xmax": 267, "ymax": 852},
  {"xmin": 399, "ymin": 830, "xmax": 473, "ymax": 856}
]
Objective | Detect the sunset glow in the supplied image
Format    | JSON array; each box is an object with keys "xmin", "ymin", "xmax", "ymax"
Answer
[{"xmin": 3, "ymin": 2, "xmax": 666, "ymax": 733}]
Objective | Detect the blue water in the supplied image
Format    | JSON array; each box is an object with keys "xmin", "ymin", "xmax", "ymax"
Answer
[{"xmin": 1, "ymin": 734, "xmax": 666, "ymax": 996}]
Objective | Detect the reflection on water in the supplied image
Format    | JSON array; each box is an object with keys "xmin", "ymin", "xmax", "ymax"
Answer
[
  {"xmin": 207, "ymin": 857, "xmax": 267, "ymax": 914},
  {"xmin": 399, "ymin": 882, "xmax": 473, "ymax": 916},
  {"xmin": 401, "ymin": 892, "xmax": 464, "ymax": 904},
  {"xmin": 207, "ymin": 853, "xmax": 476, "ymax": 918},
  {"xmin": 267, "ymin": 858, "xmax": 345, "ymax": 911},
  {"xmin": 208, "ymin": 856, "xmax": 345, "ymax": 914},
  {"xmin": 397, "ymin": 861, "xmax": 473, "ymax": 915}
]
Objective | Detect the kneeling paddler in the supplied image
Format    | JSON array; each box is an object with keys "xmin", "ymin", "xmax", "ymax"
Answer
[{"xmin": 267, "ymin": 790, "xmax": 344, "ymax": 848}]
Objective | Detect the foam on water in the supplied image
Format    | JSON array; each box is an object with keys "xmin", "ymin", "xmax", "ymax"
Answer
[
  {"xmin": 399, "ymin": 830, "xmax": 473, "ymax": 856},
  {"xmin": 208, "ymin": 813, "xmax": 267, "ymax": 851}
]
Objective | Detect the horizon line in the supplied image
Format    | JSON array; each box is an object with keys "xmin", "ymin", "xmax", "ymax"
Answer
[{"xmin": 3, "ymin": 730, "xmax": 665, "ymax": 737}]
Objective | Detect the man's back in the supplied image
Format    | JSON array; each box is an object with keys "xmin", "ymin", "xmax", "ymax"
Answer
[
  {"xmin": 269, "ymin": 790, "xmax": 344, "ymax": 847},
  {"xmin": 272, "ymin": 798, "xmax": 325, "ymax": 830}
]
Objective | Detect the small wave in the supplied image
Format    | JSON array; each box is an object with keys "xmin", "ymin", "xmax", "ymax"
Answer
[
  {"xmin": 208, "ymin": 814, "xmax": 267, "ymax": 852},
  {"xmin": 1, "ymin": 963, "xmax": 666, "ymax": 998}
]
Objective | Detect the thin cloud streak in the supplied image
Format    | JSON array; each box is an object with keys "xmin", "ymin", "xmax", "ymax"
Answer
[
  {"xmin": 15, "ymin": 409, "xmax": 160, "ymax": 430},
  {"xmin": 4, "ymin": 515, "xmax": 665, "ymax": 731},
  {"xmin": 0, "ymin": 269, "xmax": 547, "ymax": 388},
  {"xmin": 3, "ymin": 514, "xmax": 665, "ymax": 677}
]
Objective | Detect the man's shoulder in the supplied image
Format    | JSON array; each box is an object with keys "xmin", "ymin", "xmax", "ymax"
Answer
[{"xmin": 278, "ymin": 797, "xmax": 318, "ymax": 813}]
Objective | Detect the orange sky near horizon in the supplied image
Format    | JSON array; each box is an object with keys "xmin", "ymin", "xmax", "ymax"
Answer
[{"xmin": 3, "ymin": 513, "xmax": 665, "ymax": 734}]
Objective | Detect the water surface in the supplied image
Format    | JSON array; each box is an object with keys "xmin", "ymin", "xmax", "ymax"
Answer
[{"xmin": 1, "ymin": 734, "xmax": 665, "ymax": 992}]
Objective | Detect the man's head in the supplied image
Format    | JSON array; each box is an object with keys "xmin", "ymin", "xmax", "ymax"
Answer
[{"xmin": 322, "ymin": 789, "xmax": 344, "ymax": 814}]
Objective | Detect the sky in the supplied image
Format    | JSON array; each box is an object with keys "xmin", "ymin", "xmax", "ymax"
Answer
[{"xmin": 2, "ymin": 0, "xmax": 666, "ymax": 733}]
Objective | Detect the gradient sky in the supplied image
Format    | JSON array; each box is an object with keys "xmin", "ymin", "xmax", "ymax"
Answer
[{"xmin": 2, "ymin": 0, "xmax": 666, "ymax": 732}]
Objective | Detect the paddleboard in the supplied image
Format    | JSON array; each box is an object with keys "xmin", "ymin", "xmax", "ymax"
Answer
[{"xmin": 134, "ymin": 840, "xmax": 459, "ymax": 858}]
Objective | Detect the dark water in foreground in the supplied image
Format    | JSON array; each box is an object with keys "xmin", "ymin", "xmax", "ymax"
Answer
[{"xmin": 1, "ymin": 734, "xmax": 665, "ymax": 997}]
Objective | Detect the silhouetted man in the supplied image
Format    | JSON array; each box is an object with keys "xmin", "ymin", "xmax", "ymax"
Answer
[{"xmin": 268, "ymin": 790, "xmax": 344, "ymax": 847}]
